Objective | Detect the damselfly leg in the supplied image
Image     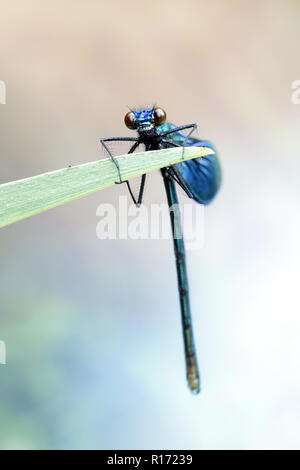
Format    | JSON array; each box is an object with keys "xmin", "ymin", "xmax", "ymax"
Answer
[
  {"xmin": 161, "ymin": 123, "xmax": 198, "ymax": 160},
  {"xmin": 100, "ymin": 136, "xmax": 146, "ymax": 206},
  {"xmin": 100, "ymin": 136, "xmax": 138, "ymax": 184}
]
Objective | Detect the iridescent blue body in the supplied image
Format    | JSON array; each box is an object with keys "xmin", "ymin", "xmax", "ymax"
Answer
[
  {"xmin": 158, "ymin": 121, "xmax": 221, "ymax": 204},
  {"xmin": 101, "ymin": 107, "xmax": 221, "ymax": 394}
]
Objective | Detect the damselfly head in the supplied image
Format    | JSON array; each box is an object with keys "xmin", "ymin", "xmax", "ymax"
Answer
[{"xmin": 124, "ymin": 107, "xmax": 167, "ymax": 132}]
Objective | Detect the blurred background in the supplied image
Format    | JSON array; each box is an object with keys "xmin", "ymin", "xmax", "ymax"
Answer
[{"xmin": 0, "ymin": 0, "xmax": 300, "ymax": 450}]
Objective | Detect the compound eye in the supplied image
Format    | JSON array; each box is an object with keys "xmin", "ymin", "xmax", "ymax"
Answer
[
  {"xmin": 124, "ymin": 111, "xmax": 137, "ymax": 130},
  {"xmin": 154, "ymin": 107, "xmax": 166, "ymax": 125}
]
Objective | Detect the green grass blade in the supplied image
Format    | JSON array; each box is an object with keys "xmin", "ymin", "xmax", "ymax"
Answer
[{"xmin": 0, "ymin": 146, "xmax": 214, "ymax": 228}]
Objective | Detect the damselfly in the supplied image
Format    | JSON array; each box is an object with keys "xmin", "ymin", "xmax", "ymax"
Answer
[{"xmin": 101, "ymin": 107, "xmax": 221, "ymax": 394}]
